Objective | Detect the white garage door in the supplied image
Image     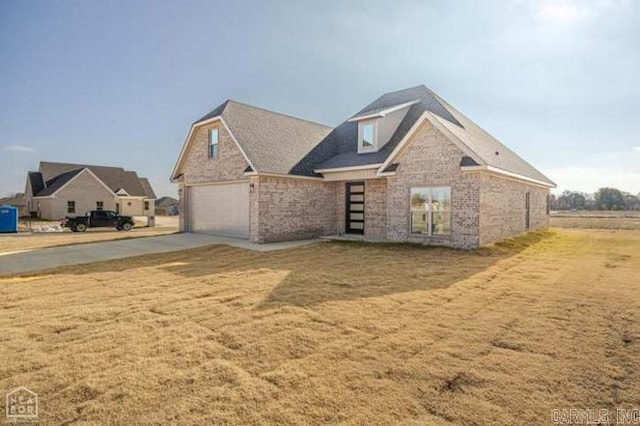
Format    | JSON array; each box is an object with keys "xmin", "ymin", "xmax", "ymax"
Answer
[{"xmin": 187, "ymin": 182, "xmax": 249, "ymax": 238}]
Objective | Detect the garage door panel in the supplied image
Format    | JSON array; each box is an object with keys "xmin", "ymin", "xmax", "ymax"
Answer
[{"xmin": 188, "ymin": 183, "xmax": 249, "ymax": 238}]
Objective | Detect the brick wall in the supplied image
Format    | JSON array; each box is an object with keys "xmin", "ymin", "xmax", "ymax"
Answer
[
  {"xmin": 174, "ymin": 116, "xmax": 550, "ymax": 248},
  {"xmin": 364, "ymin": 179, "xmax": 387, "ymax": 240},
  {"xmin": 177, "ymin": 121, "xmax": 250, "ymax": 232},
  {"xmin": 254, "ymin": 175, "xmax": 337, "ymax": 243},
  {"xmin": 386, "ymin": 119, "xmax": 481, "ymax": 249},
  {"xmin": 180, "ymin": 121, "xmax": 249, "ymax": 184},
  {"xmin": 478, "ymin": 174, "xmax": 550, "ymax": 246}
]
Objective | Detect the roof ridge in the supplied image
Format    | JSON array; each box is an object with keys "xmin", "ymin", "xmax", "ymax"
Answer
[
  {"xmin": 381, "ymin": 84, "xmax": 428, "ymax": 96},
  {"xmin": 226, "ymin": 99, "xmax": 333, "ymax": 129},
  {"xmin": 40, "ymin": 161, "xmax": 126, "ymax": 171}
]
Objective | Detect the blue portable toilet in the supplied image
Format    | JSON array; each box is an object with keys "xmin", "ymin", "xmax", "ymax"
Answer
[{"xmin": 0, "ymin": 205, "xmax": 19, "ymax": 233}]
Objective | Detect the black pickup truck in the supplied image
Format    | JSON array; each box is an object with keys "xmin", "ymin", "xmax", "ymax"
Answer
[{"xmin": 61, "ymin": 210, "xmax": 135, "ymax": 232}]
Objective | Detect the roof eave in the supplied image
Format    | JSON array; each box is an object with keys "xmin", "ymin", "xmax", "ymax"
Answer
[
  {"xmin": 461, "ymin": 165, "xmax": 556, "ymax": 188},
  {"xmin": 347, "ymin": 100, "xmax": 420, "ymax": 122}
]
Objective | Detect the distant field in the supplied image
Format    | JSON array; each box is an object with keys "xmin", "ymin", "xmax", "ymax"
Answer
[
  {"xmin": 1, "ymin": 229, "xmax": 639, "ymax": 424},
  {"xmin": 551, "ymin": 210, "xmax": 640, "ymax": 230}
]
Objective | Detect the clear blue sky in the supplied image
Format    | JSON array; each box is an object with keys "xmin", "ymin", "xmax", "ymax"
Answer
[{"xmin": 1, "ymin": 0, "xmax": 639, "ymax": 197}]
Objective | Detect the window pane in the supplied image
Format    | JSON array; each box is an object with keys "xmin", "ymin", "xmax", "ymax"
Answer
[
  {"xmin": 349, "ymin": 185, "xmax": 364, "ymax": 193},
  {"xmin": 431, "ymin": 187, "xmax": 451, "ymax": 211},
  {"xmin": 410, "ymin": 188, "xmax": 429, "ymax": 211},
  {"xmin": 431, "ymin": 212, "xmax": 451, "ymax": 235},
  {"xmin": 210, "ymin": 128, "xmax": 219, "ymax": 158},
  {"xmin": 350, "ymin": 194, "xmax": 364, "ymax": 202},
  {"xmin": 350, "ymin": 203, "xmax": 364, "ymax": 211},
  {"xmin": 209, "ymin": 128, "xmax": 218, "ymax": 144},
  {"xmin": 350, "ymin": 222, "xmax": 364, "ymax": 230},
  {"xmin": 350, "ymin": 213, "xmax": 364, "ymax": 220},
  {"xmin": 362, "ymin": 123, "xmax": 374, "ymax": 147},
  {"xmin": 411, "ymin": 211, "xmax": 428, "ymax": 234}
]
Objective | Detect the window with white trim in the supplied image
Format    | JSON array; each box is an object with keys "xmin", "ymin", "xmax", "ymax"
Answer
[
  {"xmin": 96, "ymin": 201, "xmax": 104, "ymax": 210},
  {"xmin": 362, "ymin": 122, "xmax": 375, "ymax": 147},
  {"xmin": 209, "ymin": 128, "xmax": 219, "ymax": 159},
  {"xmin": 67, "ymin": 201, "xmax": 76, "ymax": 214},
  {"xmin": 410, "ymin": 187, "xmax": 451, "ymax": 236}
]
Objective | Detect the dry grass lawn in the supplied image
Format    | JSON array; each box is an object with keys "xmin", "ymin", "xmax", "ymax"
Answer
[
  {"xmin": 1, "ymin": 229, "xmax": 639, "ymax": 424},
  {"xmin": 0, "ymin": 224, "xmax": 178, "ymax": 254},
  {"xmin": 551, "ymin": 210, "xmax": 640, "ymax": 230}
]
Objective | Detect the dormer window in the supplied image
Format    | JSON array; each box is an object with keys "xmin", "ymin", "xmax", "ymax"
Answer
[
  {"xmin": 359, "ymin": 120, "xmax": 378, "ymax": 153},
  {"xmin": 209, "ymin": 128, "xmax": 219, "ymax": 159},
  {"xmin": 362, "ymin": 123, "xmax": 375, "ymax": 148},
  {"xmin": 351, "ymin": 99, "xmax": 418, "ymax": 155}
]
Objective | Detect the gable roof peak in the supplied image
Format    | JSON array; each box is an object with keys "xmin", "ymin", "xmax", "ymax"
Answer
[{"xmin": 196, "ymin": 98, "xmax": 332, "ymax": 129}]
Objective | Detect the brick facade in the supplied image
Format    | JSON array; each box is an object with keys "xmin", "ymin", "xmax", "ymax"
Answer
[
  {"xmin": 178, "ymin": 117, "xmax": 550, "ymax": 249},
  {"xmin": 478, "ymin": 174, "xmax": 550, "ymax": 246},
  {"xmin": 178, "ymin": 121, "xmax": 250, "ymax": 232},
  {"xmin": 364, "ymin": 179, "xmax": 387, "ymax": 240},
  {"xmin": 180, "ymin": 121, "xmax": 249, "ymax": 184},
  {"xmin": 385, "ymin": 120, "xmax": 481, "ymax": 249},
  {"xmin": 252, "ymin": 176, "xmax": 336, "ymax": 243}
]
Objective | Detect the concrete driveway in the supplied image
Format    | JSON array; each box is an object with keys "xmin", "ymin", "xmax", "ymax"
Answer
[{"xmin": 0, "ymin": 233, "xmax": 316, "ymax": 276}]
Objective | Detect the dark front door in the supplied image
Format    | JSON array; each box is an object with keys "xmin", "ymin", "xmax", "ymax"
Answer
[{"xmin": 346, "ymin": 182, "xmax": 365, "ymax": 234}]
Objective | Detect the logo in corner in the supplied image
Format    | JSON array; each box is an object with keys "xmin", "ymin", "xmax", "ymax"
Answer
[{"xmin": 6, "ymin": 386, "xmax": 38, "ymax": 421}]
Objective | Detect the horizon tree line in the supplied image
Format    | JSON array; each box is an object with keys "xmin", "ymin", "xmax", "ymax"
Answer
[{"xmin": 550, "ymin": 187, "xmax": 640, "ymax": 211}]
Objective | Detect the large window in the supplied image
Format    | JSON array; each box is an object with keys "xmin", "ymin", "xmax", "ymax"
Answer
[
  {"xmin": 361, "ymin": 122, "xmax": 375, "ymax": 149},
  {"xmin": 209, "ymin": 128, "xmax": 219, "ymax": 159},
  {"xmin": 410, "ymin": 187, "xmax": 451, "ymax": 236},
  {"xmin": 67, "ymin": 201, "xmax": 76, "ymax": 214}
]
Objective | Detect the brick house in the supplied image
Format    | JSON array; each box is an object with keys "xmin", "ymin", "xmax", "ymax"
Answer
[
  {"xmin": 171, "ymin": 85, "xmax": 555, "ymax": 249},
  {"xmin": 24, "ymin": 161, "xmax": 156, "ymax": 220}
]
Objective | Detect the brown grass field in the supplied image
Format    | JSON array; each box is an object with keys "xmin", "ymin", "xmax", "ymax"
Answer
[
  {"xmin": 1, "ymin": 228, "xmax": 639, "ymax": 424},
  {"xmin": 551, "ymin": 210, "xmax": 640, "ymax": 230},
  {"xmin": 0, "ymin": 219, "xmax": 178, "ymax": 254}
]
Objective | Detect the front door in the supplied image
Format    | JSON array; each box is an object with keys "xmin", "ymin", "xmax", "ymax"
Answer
[{"xmin": 346, "ymin": 182, "xmax": 365, "ymax": 234}]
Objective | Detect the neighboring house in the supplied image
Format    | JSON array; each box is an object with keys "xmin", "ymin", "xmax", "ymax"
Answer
[
  {"xmin": 155, "ymin": 196, "xmax": 179, "ymax": 215},
  {"xmin": 171, "ymin": 85, "xmax": 555, "ymax": 249},
  {"xmin": 0, "ymin": 193, "xmax": 26, "ymax": 217},
  {"xmin": 25, "ymin": 161, "xmax": 157, "ymax": 220}
]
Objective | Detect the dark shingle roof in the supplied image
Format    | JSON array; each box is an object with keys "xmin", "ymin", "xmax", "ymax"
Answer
[
  {"xmin": 35, "ymin": 162, "xmax": 156, "ymax": 197},
  {"xmin": 350, "ymin": 85, "xmax": 461, "ymax": 126},
  {"xmin": 186, "ymin": 85, "xmax": 553, "ymax": 185},
  {"xmin": 427, "ymin": 91, "xmax": 555, "ymax": 185},
  {"xmin": 28, "ymin": 172, "xmax": 46, "ymax": 196},
  {"xmin": 193, "ymin": 100, "xmax": 332, "ymax": 175},
  {"xmin": 37, "ymin": 169, "xmax": 84, "ymax": 196},
  {"xmin": 301, "ymin": 85, "xmax": 554, "ymax": 185},
  {"xmin": 298, "ymin": 90, "xmax": 432, "ymax": 173},
  {"xmin": 138, "ymin": 178, "xmax": 156, "ymax": 199}
]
